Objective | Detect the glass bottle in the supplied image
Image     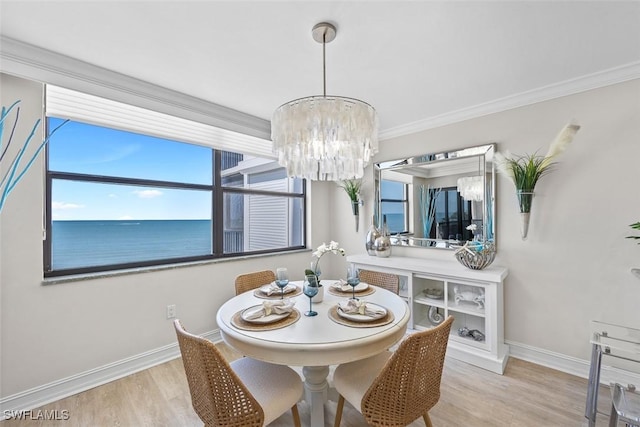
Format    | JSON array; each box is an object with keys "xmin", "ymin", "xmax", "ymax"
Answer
[
  {"xmin": 374, "ymin": 215, "xmax": 391, "ymax": 257},
  {"xmin": 365, "ymin": 216, "xmax": 380, "ymax": 256}
]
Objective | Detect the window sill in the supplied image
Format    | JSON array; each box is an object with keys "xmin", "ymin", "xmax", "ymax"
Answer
[{"xmin": 42, "ymin": 248, "xmax": 311, "ymax": 285}]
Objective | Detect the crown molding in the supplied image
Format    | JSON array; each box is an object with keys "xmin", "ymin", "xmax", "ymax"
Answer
[
  {"xmin": 3, "ymin": 35, "xmax": 638, "ymax": 144},
  {"xmin": 380, "ymin": 61, "xmax": 640, "ymax": 141},
  {"xmin": 0, "ymin": 36, "xmax": 271, "ymax": 141}
]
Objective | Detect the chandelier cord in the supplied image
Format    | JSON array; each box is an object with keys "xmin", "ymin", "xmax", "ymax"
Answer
[{"xmin": 322, "ymin": 31, "xmax": 327, "ymax": 97}]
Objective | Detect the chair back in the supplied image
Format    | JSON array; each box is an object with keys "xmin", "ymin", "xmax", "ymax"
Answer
[
  {"xmin": 234, "ymin": 270, "xmax": 276, "ymax": 295},
  {"xmin": 359, "ymin": 269, "xmax": 400, "ymax": 294},
  {"xmin": 174, "ymin": 320, "xmax": 264, "ymax": 427},
  {"xmin": 361, "ymin": 316, "xmax": 454, "ymax": 426}
]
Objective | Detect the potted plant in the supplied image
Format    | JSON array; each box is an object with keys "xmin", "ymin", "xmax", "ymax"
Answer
[
  {"xmin": 338, "ymin": 179, "xmax": 363, "ymax": 231},
  {"xmin": 494, "ymin": 121, "xmax": 580, "ymax": 239},
  {"xmin": 305, "ymin": 241, "xmax": 345, "ymax": 302}
]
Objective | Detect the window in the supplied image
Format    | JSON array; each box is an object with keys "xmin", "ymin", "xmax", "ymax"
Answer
[
  {"xmin": 379, "ymin": 180, "xmax": 408, "ymax": 234},
  {"xmin": 44, "ymin": 118, "xmax": 305, "ymax": 277},
  {"xmin": 433, "ymin": 187, "xmax": 473, "ymax": 241}
]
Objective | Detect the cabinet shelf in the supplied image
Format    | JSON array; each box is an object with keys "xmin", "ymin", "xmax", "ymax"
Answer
[
  {"xmin": 413, "ymin": 295, "xmax": 445, "ymax": 308},
  {"xmin": 448, "ymin": 302, "xmax": 486, "ymax": 318},
  {"xmin": 449, "ymin": 332, "xmax": 489, "ymax": 350},
  {"xmin": 347, "ymin": 254, "xmax": 509, "ymax": 374}
]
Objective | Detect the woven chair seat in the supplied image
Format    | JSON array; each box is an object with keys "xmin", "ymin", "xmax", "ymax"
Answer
[
  {"xmin": 174, "ymin": 320, "xmax": 302, "ymax": 427},
  {"xmin": 333, "ymin": 316, "xmax": 454, "ymax": 427},
  {"xmin": 333, "ymin": 351, "xmax": 392, "ymax": 412},
  {"xmin": 231, "ymin": 357, "xmax": 303, "ymax": 424}
]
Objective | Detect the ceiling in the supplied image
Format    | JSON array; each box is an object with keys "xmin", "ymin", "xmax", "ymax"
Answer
[{"xmin": 1, "ymin": 1, "xmax": 639, "ymax": 138}]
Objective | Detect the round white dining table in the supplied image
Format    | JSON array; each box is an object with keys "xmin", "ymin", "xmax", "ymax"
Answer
[{"xmin": 216, "ymin": 280, "xmax": 410, "ymax": 427}]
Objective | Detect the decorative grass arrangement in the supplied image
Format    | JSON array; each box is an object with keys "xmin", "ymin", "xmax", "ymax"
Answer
[
  {"xmin": 494, "ymin": 121, "xmax": 580, "ymax": 239},
  {"xmin": 627, "ymin": 222, "xmax": 640, "ymax": 244},
  {"xmin": 1, "ymin": 101, "xmax": 67, "ymax": 213},
  {"xmin": 338, "ymin": 179, "xmax": 362, "ymax": 203},
  {"xmin": 339, "ymin": 179, "xmax": 363, "ymax": 231},
  {"xmin": 495, "ymin": 122, "xmax": 581, "ymax": 209}
]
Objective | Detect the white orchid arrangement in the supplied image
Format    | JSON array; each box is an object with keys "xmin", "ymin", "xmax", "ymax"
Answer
[
  {"xmin": 306, "ymin": 241, "xmax": 346, "ymax": 281},
  {"xmin": 494, "ymin": 121, "xmax": 580, "ymax": 213}
]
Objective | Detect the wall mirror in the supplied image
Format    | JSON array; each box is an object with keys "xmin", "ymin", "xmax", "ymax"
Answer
[{"xmin": 374, "ymin": 143, "xmax": 495, "ymax": 250}]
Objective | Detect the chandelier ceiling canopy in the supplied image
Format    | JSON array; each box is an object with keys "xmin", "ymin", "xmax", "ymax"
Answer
[{"xmin": 271, "ymin": 22, "xmax": 379, "ymax": 181}]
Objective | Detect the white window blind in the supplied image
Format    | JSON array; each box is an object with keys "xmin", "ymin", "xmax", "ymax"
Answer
[{"xmin": 45, "ymin": 85, "xmax": 275, "ymax": 159}]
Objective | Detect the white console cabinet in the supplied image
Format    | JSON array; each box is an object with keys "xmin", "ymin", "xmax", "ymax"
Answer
[{"xmin": 347, "ymin": 254, "xmax": 509, "ymax": 374}]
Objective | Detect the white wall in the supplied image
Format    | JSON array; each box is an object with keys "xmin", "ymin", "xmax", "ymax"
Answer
[
  {"xmin": 332, "ymin": 78, "xmax": 640, "ymax": 363},
  {"xmin": 2, "ymin": 72, "xmax": 639, "ymax": 404}
]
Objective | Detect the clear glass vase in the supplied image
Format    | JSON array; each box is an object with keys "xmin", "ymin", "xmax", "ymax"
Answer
[
  {"xmin": 351, "ymin": 201, "xmax": 360, "ymax": 232},
  {"xmin": 516, "ymin": 190, "xmax": 535, "ymax": 240}
]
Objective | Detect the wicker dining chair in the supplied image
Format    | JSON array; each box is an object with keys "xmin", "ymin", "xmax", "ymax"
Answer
[
  {"xmin": 359, "ymin": 269, "xmax": 400, "ymax": 294},
  {"xmin": 234, "ymin": 270, "xmax": 276, "ymax": 295},
  {"xmin": 333, "ymin": 316, "xmax": 454, "ymax": 427},
  {"xmin": 174, "ymin": 320, "xmax": 302, "ymax": 427}
]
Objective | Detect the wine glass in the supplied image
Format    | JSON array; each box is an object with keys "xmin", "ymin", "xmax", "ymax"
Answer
[
  {"xmin": 275, "ymin": 267, "xmax": 289, "ymax": 300},
  {"xmin": 303, "ymin": 274, "xmax": 319, "ymax": 316},
  {"xmin": 346, "ymin": 265, "xmax": 360, "ymax": 300}
]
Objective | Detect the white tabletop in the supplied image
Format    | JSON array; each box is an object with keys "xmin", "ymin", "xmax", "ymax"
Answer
[{"xmin": 216, "ymin": 280, "xmax": 411, "ymax": 367}]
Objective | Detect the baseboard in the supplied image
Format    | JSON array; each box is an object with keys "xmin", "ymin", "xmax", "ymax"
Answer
[
  {"xmin": 446, "ymin": 341, "xmax": 509, "ymax": 375},
  {"xmin": 4, "ymin": 333, "xmax": 637, "ymax": 418},
  {"xmin": 0, "ymin": 329, "xmax": 221, "ymax": 417},
  {"xmin": 506, "ymin": 339, "xmax": 640, "ymax": 386}
]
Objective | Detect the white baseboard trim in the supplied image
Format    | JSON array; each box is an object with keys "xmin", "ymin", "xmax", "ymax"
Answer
[
  {"xmin": 4, "ymin": 333, "xmax": 638, "ymax": 418},
  {"xmin": 506, "ymin": 340, "xmax": 640, "ymax": 386},
  {"xmin": 0, "ymin": 329, "xmax": 221, "ymax": 417}
]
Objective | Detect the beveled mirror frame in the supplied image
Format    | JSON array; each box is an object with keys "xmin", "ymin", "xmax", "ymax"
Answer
[{"xmin": 374, "ymin": 143, "xmax": 495, "ymax": 250}]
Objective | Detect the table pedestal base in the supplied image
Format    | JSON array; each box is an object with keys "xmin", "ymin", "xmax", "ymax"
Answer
[{"xmin": 302, "ymin": 365, "xmax": 330, "ymax": 427}]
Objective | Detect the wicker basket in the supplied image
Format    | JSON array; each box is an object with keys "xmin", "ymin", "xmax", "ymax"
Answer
[{"xmin": 454, "ymin": 241, "xmax": 496, "ymax": 270}]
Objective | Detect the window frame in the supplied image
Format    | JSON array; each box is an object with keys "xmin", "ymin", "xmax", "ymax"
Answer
[
  {"xmin": 43, "ymin": 121, "xmax": 306, "ymax": 278},
  {"xmin": 379, "ymin": 181, "xmax": 409, "ymax": 234},
  {"xmin": 434, "ymin": 186, "xmax": 473, "ymax": 241}
]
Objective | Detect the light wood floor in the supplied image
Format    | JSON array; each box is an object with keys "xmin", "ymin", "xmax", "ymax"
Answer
[{"xmin": 1, "ymin": 343, "xmax": 613, "ymax": 427}]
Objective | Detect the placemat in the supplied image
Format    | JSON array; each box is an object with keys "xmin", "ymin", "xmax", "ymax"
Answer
[
  {"xmin": 328, "ymin": 305, "xmax": 395, "ymax": 328},
  {"xmin": 327, "ymin": 285, "xmax": 376, "ymax": 297},
  {"xmin": 253, "ymin": 286, "xmax": 303, "ymax": 299},
  {"xmin": 231, "ymin": 308, "xmax": 301, "ymax": 331}
]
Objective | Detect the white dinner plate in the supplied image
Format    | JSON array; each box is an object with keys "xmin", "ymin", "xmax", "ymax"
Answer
[
  {"xmin": 241, "ymin": 305, "xmax": 291, "ymax": 324},
  {"xmin": 337, "ymin": 303, "xmax": 387, "ymax": 323},
  {"xmin": 334, "ymin": 282, "xmax": 369, "ymax": 292},
  {"xmin": 259, "ymin": 283, "xmax": 296, "ymax": 295}
]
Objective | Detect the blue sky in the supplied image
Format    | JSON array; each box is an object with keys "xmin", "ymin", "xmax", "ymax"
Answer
[{"xmin": 48, "ymin": 118, "xmax": 213, "ymax": 220}]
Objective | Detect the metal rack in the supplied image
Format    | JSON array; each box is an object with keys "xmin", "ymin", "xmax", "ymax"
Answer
[{"xmin": 585, "ymin": 321, "xmax": 640, "ymax": 426}]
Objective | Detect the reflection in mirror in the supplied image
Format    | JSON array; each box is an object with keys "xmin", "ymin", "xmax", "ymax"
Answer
[{"xmin": 374, "ymin": 144, "xmax": 495, "ymax": 250}]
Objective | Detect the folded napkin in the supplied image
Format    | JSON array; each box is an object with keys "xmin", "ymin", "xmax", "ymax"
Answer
[
  {"xmin": 337, "ymin": 299, "xmax": 386, "ymax": 317},
  {"xmin": 332, "ymin": 279, "xmax": 352, "ymax": 292},
  {"xmin": 262, "ymin": 283, "xmax": 296, "ymax": 296},
  {"xmin": 244, "ymin": 300, "xmax": 295, "ymax": 320}
]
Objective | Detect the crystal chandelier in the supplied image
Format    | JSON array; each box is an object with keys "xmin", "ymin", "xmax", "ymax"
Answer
[{"xmin": 271, "ymin": 22, "xmax": 379, "ymax": 181}]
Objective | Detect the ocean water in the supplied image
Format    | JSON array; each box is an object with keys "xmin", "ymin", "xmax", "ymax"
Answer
[
  {"xmin": 383, "ymin": 213, "xmax": 405, "ymax": 233},
  {"xmin": 52, "ymin": 220, "xmax": 212, "ymax": 270}
]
